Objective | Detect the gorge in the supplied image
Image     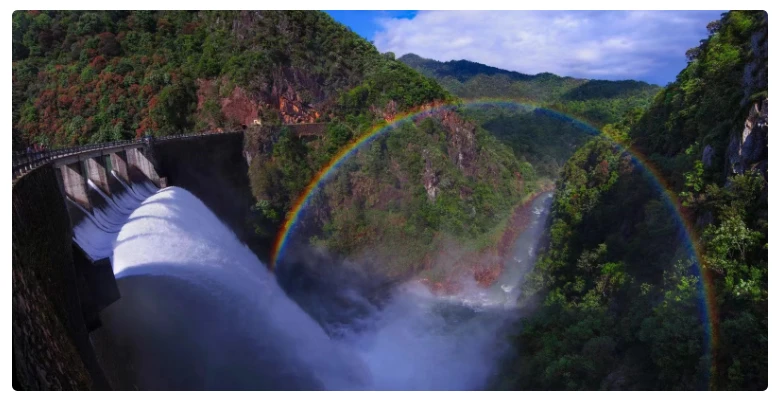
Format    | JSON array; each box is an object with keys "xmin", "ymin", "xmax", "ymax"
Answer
[{"xmin": 11, "ymin": 10, "xmax": 768, "ymax": 391}]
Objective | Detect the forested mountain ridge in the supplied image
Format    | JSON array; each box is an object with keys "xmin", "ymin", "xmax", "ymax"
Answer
[
  {"xmin": 12, "ymin": 10, "xmax": 546, "ymax": 284},
  {"xmin": 13, "ymin": 11, "xmax": 447, "ymax": 148},
  {"xmin": 399, "ymin": 53, "xmax": 661, "ymax": 126},
  {"xmin": 496, "ymin": 11, "xmax": 767, "ymax": 390},
  {"xmin": 399, "ymin": 54, "xmax": 661, "ymax": 181}
]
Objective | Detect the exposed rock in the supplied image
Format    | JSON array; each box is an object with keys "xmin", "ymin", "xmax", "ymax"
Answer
[
  {"xmin": 422, "ymin": 149, "xmax": 440, "ymax": 202},
  {"xmin": 370, "ymin": 100, "xmax": 398, "ymax": 122},
  {"xmin": 242, "ymin": 125, "xmax": 279, "ymax": 165},
  {"xmin": 701, "ymin": 144, "xmax": 714, "ymax": 168},
  {"xmin": 742, "ymin": 14, "xmax": 768, "ymax": 106},
  {"xmin": 726, "ymin": 99, "xmax": 768, "ymax": 178},
  {"xmin": 275, "ymin": 81, "xmax": 321, "ymax": 124},
  {"xmin": 437, "ymin": 109, "xmax": 478, "ymax": 177},
  {"xmin": 221, "ymin": 86, "xmax": 260, "ymax": 126}
]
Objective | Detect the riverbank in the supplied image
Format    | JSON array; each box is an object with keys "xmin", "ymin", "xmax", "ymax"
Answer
[{"xmin": 419, "ymin": 183, "xmax": 555, "ymax": 294}]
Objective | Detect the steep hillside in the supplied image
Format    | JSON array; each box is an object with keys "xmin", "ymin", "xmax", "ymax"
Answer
[
  {"xmin": 497, "ymin": 11, "xmax": 767, "ymax": 390},
  {"xmin": 12, "ymin": 10, "xmax": 545, "ymax": 284},
  {"xmin": 12, "ymin": 11, "xmax": 401, "ymax": 147},
  {"xmin": 400, "ymin": 54, "xmax": 659, "ymax": 180},
  {"xmin": 400, "ymin": 53, "xmax": 660, "ymax": 126}
]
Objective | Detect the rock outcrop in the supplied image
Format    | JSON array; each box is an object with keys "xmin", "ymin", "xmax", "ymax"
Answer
[
  {"xmin": 438, "ymin": 110, "xmax": 478, "ymax": 177},
  {"xmin": 741, "ymin": 13, "xmax": 768, "ymax": 107},
  {"xmin": 422, "ymin": 149, "xmax": 440, "ymax": 202},
  {"xmin": 726, "ymin": 99, "xmax": 768, "ymax": 178}
]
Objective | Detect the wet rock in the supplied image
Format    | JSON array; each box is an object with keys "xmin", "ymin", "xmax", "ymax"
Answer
[{"xmin": 727, "ymin": 99, "xmax": 767, "ymax": 176}]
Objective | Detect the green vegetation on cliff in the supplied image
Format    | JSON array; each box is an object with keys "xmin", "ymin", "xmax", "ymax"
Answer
[
  {"xmin": 496, "ymin": 11, "xmax": 767, "ymax": 390},
  {"xmin": 13, "ymin": 11, "xmax": 430, "ymax": 147},
  {"xmin": 13, "ymin": 10, "xmax": 544, "ymax": 281},
  {"xmin": 399, "ymin": 54, "xmax": 660, "ymax": 181}
]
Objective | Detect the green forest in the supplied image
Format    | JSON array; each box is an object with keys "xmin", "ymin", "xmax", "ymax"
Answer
[
  {"xmin": 494, "ymin": 11, "xmax": 767, "ymax": 390},
  {"xmin": 399, "ymin": 52, "xmax": 661, "ymax": 126},
  {"xmin": 11, "ymin": 9, "xmax": 767, "ymax": 391}
]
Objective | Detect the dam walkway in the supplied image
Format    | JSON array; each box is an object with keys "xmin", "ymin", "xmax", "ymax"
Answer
[{"xmin": 11, "ymin": 130, "xmax": 242, "ymax": 183}]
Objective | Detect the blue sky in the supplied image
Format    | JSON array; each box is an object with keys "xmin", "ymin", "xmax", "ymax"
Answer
[{"xmin": 326, "ymin": 10, "xmax": 724, "ymax": 85}]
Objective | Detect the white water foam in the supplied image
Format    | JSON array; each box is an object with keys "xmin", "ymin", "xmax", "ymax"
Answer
[
  {"xmin": 88, "ymin": 186, "xmax": 553, "ymax": 390},
  {"xmin": 71, "ymin": 174, "xmax": 158, "ymax": 261},
  {"xmin": 100, "ymin": 187, "xmax": 370, "ymax": 390}
]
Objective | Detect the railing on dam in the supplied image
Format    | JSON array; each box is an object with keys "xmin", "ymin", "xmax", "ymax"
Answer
[{"xmin": 12, "ymin": 130, "xmax": 242, "ymax": 181}]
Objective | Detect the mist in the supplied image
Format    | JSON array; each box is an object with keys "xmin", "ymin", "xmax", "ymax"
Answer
[{"xmin": 80, "ymin": 186, "xmax": 553, "ymax": 390}]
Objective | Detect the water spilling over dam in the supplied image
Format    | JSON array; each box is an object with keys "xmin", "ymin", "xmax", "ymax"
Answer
[{"xmin": 78, "ymin": 184, "xmax": 553, "ymax": 390}]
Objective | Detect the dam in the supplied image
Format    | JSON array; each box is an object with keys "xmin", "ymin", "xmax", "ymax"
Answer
[
  {"xmin": 12, "ymin": 129, "xmax": 554, "ymax": 390},
  {"xmin": 12, "ymin": 131, "xmax": 259, "ymax": 390}
]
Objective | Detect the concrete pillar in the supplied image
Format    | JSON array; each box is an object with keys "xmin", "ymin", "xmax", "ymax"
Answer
[
  {"xmin": 85, "ymin": 156, "xmax": 110, "ymax": 195},
  {"xmin": 109, "ymin": 151, "xmax": 129, "ymax": 183},
  {"xmin": 61, "ymin": 162, "xmax": 91, "ymax": 210},
  {"xmin": 126, "ymin": 148, "xmax": 161, "ymax": 187}
]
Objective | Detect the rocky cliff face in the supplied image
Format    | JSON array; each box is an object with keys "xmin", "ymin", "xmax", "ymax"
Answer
[
  {"xmin": 741, "ymin": 14, "xmax": 768, "ymax": 107},
  {"xmin": 439, "ymin": 109, "xmax": 478, "ymax": 177},
  {"xmin": 728, "ymin": 12, "xmax": 768, "ymax": 180},
  {"xmin": 727, "ymin": 99, "xmax": 768, "ymax": 179},
  {"xmin": 422, "ymin": 149, "xmax": 440, "ymax": 202},
  {"xmin": 196, "ymin": 76, "xmax": 322, "ymax": 129}
]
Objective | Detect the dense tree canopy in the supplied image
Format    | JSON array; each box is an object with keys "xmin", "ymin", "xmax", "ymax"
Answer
[{"xmin": 495, "ymin": 11, "xmax": 767, "ymax": 390}]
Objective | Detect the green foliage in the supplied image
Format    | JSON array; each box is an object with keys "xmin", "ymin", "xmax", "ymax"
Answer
[
  {"xmin": 461, "ymin": 105, "xmax": 593, "ymax": 178},
  {"xmin": 11, "ymin": 10, "xmax": 390, "ymax": 146},
  {"xmin": 498, "ymin": 11, "xmax": 767, "ymax": 391},
  {"xmin": 400, "ymin": 53, "xmax": 661, "ymax": 126}
]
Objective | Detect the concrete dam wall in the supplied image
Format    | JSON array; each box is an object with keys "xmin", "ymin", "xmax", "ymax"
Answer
[{"xmin": 12, "ymin": 132, "xmax": 258, "ymax": 390}]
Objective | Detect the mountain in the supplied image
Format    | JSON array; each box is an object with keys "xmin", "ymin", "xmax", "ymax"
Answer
[
  {"xmin": 399, "ymin": 54, "xmax": 661, "ymax": 180},
  {"xmin": 495, "ymin": 11, "xmax": 767, "ymax": 390},
  {"xmin": 399, "ymin": 53, "xmax": 661, "ymax": 126},
  {"xmin": 13, "ymin": 11, "xmax": 425, "ymax": 147},
  {"xmin": 12, "ymin": 11, "xmax": 547, "ymax": 284}
]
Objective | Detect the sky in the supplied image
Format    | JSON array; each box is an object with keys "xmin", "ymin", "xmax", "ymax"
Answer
[{"xmin": 325, "ymin": 10, "xmax": 724, "ymax": 85}]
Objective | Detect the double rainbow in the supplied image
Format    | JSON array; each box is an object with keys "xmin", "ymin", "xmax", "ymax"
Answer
[{"xmin": 269, "ymin": 99, "xmax": 717, "ymax": 384}]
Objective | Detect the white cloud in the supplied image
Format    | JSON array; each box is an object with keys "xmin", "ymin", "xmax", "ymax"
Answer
[{"xmin": 372, "ymin": 10, "xmax": 723, "ymax": 84}]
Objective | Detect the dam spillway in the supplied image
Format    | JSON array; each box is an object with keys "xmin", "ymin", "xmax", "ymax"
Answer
[
  {"xmin": 83, "ymin": 185, "xmax": 554, "ymax": 390},
  {"xmin": 12, "ymin": 130, "xmax": 555, "ymax": 390},
  {"xmin": 89, "ymin": 186, "xmax": 371, "ymax": 390}
]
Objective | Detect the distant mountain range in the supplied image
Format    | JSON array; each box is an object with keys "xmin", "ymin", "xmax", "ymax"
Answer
[{"xmin": 399, "ymin": 53, "xmax": 661, "ymax": 125}]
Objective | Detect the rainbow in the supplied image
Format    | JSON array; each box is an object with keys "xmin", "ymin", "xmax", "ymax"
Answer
[{"xmin": 269, "ymin": 98, "xmax": 717, "ymax": 385}]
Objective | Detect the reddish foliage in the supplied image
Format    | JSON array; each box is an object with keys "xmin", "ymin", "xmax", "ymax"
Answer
[
  {"xmin": 182, "ymin": 22, "xmax": 200, "ymax": 34},
  {"xmin": 89, "ymin": 55, "xmax": 107, "ymax": 71},
  {"xmin": 57, "ymin": 95, "xmax": 73, "ymax": 107},
  {"xmin": 598, "ymin": 159, "xmax": 610, "ymax": 177},
  {"xmin": 148, "ymin": 95, "xmax": 159, "ymax": 110}
]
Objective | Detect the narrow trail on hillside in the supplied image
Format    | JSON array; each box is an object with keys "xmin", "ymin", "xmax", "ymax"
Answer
[{"xmin": 85, "ymin": 186, "xmax": 553, "ymax": 390}]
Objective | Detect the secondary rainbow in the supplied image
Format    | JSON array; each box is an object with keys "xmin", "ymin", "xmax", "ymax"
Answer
[{"xmin": 269, "ymin": 98, "xmax": 718, "ymax": 385}]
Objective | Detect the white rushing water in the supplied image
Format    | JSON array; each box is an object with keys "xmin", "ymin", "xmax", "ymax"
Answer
[
  {"xmin": 85, "ymin": 185, "xmax": 553, "ymax": 390},
  {"xmin": 72, "ymin": 172, "xmax": 159, "ymax": 261}
]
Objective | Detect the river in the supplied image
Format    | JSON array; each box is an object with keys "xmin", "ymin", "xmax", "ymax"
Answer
[{"xmin": 82, "ymin": 187, "xmax": 554, "ymax": 390}]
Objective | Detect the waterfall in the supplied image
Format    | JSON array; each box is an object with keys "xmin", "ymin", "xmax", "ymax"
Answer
[
  {"xmin": 84, "ymin": 185, "xmax": 554, "ymax": 390},
  {"xmin": 71, "ymin": 175, "xmax": 158, "ymax": 261},
  {"xmin": 96, "ymin": 187, "xmax": 371, "ymax": 390}
]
